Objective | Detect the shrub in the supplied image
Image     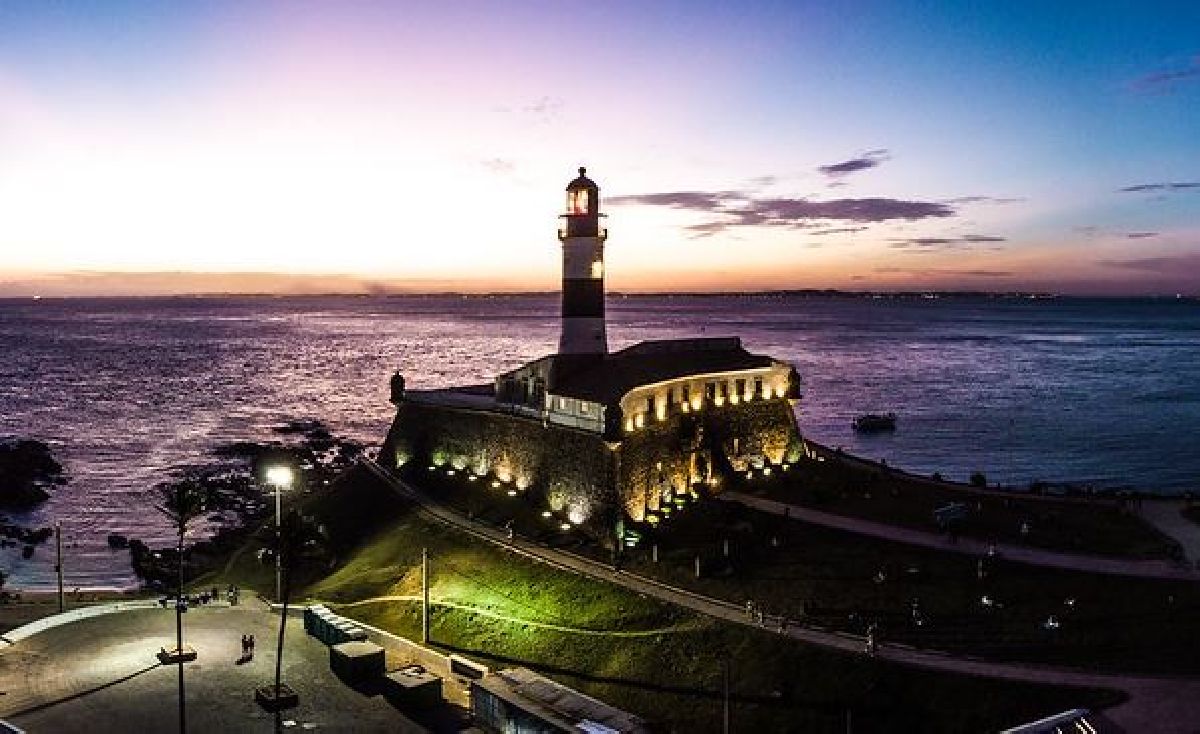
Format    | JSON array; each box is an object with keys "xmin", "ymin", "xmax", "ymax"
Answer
[{"xmin": 969, "ymin": 472, "xmax": 987, "ymax": 488}]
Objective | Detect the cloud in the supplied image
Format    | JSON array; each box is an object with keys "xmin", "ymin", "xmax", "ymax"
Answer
[
  {"xmin": 874, "ymin": 266, "xmax": 1013, "ymax": 277},
  {"xmin": 1117, "ymin": 182, "xmax": 1200, "ymax": 193},
  {"xmin": 889, "ymin": 234, "xmax": 1007, "ymax": 252},
  {"xmin": 818, "ymin": 149, "xmax": 890, "ymax": 178},
  {"xmin": 1131, "ymin": 55, "xmax": 1200, "ymax": 92},
  {"xmin": 1125, "ymin": 231, "xmax": 1159, "ymax": 239},
  {"xmin": 609, "ymin": 188, "xmax": 956, "ymax": 237},
  {"xmin": 810, "ymin": 226, "xmax": 869, "ymax": 236},
  {"xmin": 944, "ymin": 195, "xmax": 1025, "ymax": 205},
  {"xmin": 1100, "ymin": 253, "xmax": 1200, "ymax": 273},
  {"xmin": 481, "ymin": 158, "xmax": 515, "ymax": 174}
]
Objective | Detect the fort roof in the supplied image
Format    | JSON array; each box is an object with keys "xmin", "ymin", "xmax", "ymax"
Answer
[{"xmin": 544, "ymin": 336, "xmax": 776, "ymax": 405}]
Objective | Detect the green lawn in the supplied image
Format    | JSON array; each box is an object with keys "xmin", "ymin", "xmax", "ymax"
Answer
[
  {"xmin": 199, "ymin": 466, "xmax": 1122, "ymax": 732},
  {"xmin": 410, "ymin": 463, "xmax": 1200, "ymax": 675}
]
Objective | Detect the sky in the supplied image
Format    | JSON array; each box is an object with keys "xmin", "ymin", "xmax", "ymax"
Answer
[{"xmin": 0, "ymin": 1, "xmax": 1197, "ymax": 296}]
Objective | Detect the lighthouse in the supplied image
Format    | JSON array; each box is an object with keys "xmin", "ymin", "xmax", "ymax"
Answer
[{"xmin": 558, "ymin": 167, "xmax": 608, "ymax": 354}]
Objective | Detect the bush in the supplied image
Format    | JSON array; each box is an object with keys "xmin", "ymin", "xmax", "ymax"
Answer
[{"xmin": 969, "ymin": 471, "xmax": 987, "ymax": 488}]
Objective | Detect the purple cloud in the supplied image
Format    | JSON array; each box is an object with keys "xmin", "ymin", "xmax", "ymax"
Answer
[
  {"xmin": 944, "ymin": 195, "xmax": 1025, "ymax": 205},
  {"xmin": 609, "ymin": 188, "xmax": 955, "ymax": 237},
  {"xmin": 818, "ymin": 149, "xmax": 890, "ymax": 178},
  {"xmin": 890, "ymin": 234, "xmax": 1007, "ymax": 252},
  {"xmin": 1118, "ymin": 182, "xmax": 1200, "ymax": 193}
]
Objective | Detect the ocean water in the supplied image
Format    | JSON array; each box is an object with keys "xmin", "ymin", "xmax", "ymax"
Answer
[{"xmin": 1, "ymin": 294, "xmax": 1198, "ymax": 589}]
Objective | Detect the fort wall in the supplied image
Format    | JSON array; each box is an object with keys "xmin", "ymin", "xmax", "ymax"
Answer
[{"xmin": 381, "ymin": 396, "xmax": 804, "ymax": 541}]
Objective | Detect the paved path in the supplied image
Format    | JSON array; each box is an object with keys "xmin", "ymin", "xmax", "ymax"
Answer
[
  {"xmin": 1142, "ymin": 500, "xmax": 1200, "ymax": 565},
  {"xmin": 0, "ymin": 604, "xmax": 433, "ymax": 732},
  {"xmin": 329, "ymin": 595, "xmax": 699, "ymax": 638},
  {"xmin": 722, "ymin": 491, "xmax": 1199, "ymax": 581},
  {"xmin": 360, "ymin": 458, "xmax": 1200, "ymax": 733}
]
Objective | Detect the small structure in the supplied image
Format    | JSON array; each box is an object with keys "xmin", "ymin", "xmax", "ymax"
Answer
[
  {"xmin": 330, "ymin": 640, "xmax": 386, "ymax": 685},
  {"xmin": 382, "ymin": 664, "xmax": 444, "ymax": 709},
  {"xmin": 471, "ymin": 667, "xmax": 651, "ymax": 734}
]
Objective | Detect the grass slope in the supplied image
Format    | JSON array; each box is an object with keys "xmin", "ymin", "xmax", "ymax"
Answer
[{"xmin": 203, "ymin": 466, "xmax": 1121, "ymax": 733}]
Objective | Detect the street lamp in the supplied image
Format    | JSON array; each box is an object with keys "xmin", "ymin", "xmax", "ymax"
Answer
[{"xmin": 265, "ymin": 465, "xmax": 294, "ymax": 602}]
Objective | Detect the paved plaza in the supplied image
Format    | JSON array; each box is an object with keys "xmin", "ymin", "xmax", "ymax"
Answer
[{"xmin": 0, "ymin": 603, "xmax": 436, "ymax": 732}]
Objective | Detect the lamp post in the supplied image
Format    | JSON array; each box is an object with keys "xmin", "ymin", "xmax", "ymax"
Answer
[{"xmin": 265, "ymin": 465, "xmax": 294, "ymax": 602}]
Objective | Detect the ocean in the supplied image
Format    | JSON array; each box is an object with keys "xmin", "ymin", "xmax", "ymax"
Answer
[{"xmin": 1, "ymin": 294, "xmax": 1198, "ymax": 590}]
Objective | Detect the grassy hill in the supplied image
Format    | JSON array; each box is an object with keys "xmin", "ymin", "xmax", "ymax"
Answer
[{"xmin": 201, "ymin": 465, "xmax": 1120, "ymax": 732}]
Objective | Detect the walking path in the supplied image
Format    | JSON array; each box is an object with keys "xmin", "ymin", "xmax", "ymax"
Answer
[
  {"xmin": 326, "ymin": 595, "xmax": 698, "ymax": 638},
  {"xmin": 721, "ymin": 491, "xmax": 1199, "ymax": 581},
  {"xmin": 1142, "ymin": 500, "xmax": 1200, "ymax": 565},
  {"xmin": 359, "ymin": 459, "xmax": 1200, "ymax": 733}
]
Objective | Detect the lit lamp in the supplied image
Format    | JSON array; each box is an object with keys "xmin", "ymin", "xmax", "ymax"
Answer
[{"xmin": 265, "ymin": 465, "xmax": 294, "ymax": 602}]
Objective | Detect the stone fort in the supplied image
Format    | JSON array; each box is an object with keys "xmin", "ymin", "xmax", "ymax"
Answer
[{"xmin": 380, "ymin": 168, "xmax": 804, "ymax": 547}]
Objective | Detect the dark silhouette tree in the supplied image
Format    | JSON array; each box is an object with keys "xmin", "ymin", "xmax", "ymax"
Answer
[{"xmin": 155, "ymin": 479, "xmax": 207, "ymax": 734}]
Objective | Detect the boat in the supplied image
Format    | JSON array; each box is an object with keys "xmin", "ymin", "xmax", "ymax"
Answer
[{"xmin": 853, "ymin": 413, "xmax": 896, "ymax": 432}]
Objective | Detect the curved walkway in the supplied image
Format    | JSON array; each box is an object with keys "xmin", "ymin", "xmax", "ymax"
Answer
[
  {"xmin": 328, "ymin": 595, "xmax": 698, "ymax": 638},
  {"xmin": 721, "ymin": 491, "xmax": 1199, "ymax": 580},
  {"xmin": 360, "ymin": 458, "xmax": 1200, "ymax": 733}
]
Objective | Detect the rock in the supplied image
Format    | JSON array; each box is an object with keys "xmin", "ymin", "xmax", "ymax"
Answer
[
  {"xmin": 0, "ymin": 438, "xmax": 65, "ymax": 508},
  {"xmin": 21, "ymin": 545, "xmax": 33, "ymax": 559},
  {"xmin": 107, "ymin": 533, "xmax": 130, "ymax": 549}
]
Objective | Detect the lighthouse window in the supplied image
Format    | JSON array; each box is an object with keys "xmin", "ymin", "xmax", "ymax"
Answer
[
  {"xmin": 567, "ymin": 189, "xmax": 590, "ymax": 215},
  {"xmin": 755, "ymin": 377, "xmax": 764, "ymax": 398},
  {"xmin": 590, "ymin": 260, "xmax": 603, "ymax": 278},
  {"xmin": 558, "ymin": 397, "xmax": 567, "ymax": 410},
  {"xmin": 682, "ymin": 385, "xmax": 691, "ymax": 405},
  {"xmin": 705, "ymin": 382, "xmax": 716, "ymax": 400},
  {"xmin": 580, "ymin": 402, "xmax": 589, "ymax": 414},
  {"xmin": 646, "ymin": 395, "xmax": 656, "ymax": 414}
]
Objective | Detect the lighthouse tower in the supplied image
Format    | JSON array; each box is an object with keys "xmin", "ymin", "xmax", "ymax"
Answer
[{"xmin": 558, "ymin": 167, "xmax": 608, "ymax": 354}]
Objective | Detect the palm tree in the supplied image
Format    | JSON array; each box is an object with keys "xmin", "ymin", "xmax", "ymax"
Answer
[
  {"xmin": 155, "ymin": 479, "xmax": 207, "ymax": 734},
  {"xmin": 264, "ymin": 508, "xmax": 323, "ymax": 731}
]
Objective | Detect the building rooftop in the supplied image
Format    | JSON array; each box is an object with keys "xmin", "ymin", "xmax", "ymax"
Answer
[
  {"xmin": 474, "ymin": 667, "xmax": 651, "ymax": 733},
  {"xmin": 546, "ymin": 337, "xmax": 776, "ymax": 404}
]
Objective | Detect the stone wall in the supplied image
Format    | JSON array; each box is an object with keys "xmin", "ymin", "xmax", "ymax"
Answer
[
  {"xmin": 616, "ymin": 398, "xmax": 804, "ymax": 522},
  {"xmin": 381, "ymin": 401, "xmax": 618, "ymax": 538},
  {"xmin": 381, "ymin": 396, "xmax": 803, "ymax": 537}
]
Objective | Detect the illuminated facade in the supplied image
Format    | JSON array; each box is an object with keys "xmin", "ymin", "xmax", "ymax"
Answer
[{"xmin": 382, "ymin": 168, "xmax": 805, "ymax": 544}]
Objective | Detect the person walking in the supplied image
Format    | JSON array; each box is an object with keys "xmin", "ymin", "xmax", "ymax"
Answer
[
  {"xmin": 248, "ymin": 634, "xmax": 255, "ymax": 659},
  {"xmin": 240, "ymin": 634, "xmax": 248, "ymax": 659}
]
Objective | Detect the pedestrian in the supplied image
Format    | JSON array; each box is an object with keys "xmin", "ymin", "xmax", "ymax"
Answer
[
  {"xmin": 865, "ymin": 623, "xmax": 878, "ymax": 656},
  {"xmin": 241, "ymin": 634, "xmax": 248, "ymax": 657},
  {"xmin": 248, "ymin": 634, "xmax": 256, "ymax": 658}
]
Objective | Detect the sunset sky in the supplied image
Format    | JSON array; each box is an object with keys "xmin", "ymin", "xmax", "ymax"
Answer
[{"xmin": 1, "ymin": 1, "xmax": 1197, "ymax": 296}]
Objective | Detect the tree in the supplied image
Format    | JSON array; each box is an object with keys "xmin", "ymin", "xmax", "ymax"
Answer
[
  {"xmin": 155, "ymin": 480, "xmax": 207, "ymax": 734},
  {"xmin": 264, "ymin": 509, "xmax": 324, "ymax": 731}
]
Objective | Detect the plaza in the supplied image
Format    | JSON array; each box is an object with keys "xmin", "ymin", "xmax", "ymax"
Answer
[{"xmin": 0, "ymin": 602, "xmax": 440, "ymax": 732}]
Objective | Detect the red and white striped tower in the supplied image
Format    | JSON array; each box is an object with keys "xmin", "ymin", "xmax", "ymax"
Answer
[{"xmin": 558, "ymin": 167, "xmax": 608, "ymax": 354}]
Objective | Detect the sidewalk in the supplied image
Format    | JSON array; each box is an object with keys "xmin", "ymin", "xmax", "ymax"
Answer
[
  {"xmin": 360, "ymin": 459, "xmax": 1200, "ymax": 734},
  {"xmin": 721, "ymin": 491, "xmax": 1199, "ymax": 581}
]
